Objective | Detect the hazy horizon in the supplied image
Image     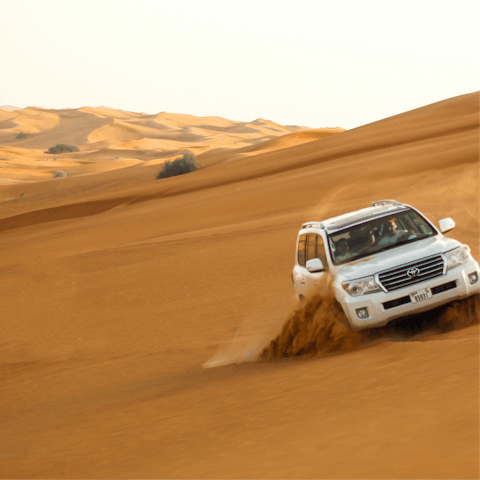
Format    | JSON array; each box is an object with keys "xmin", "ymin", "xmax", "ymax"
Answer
[{"xmin": 2, "ymin": 0, "xmax": 479, "ymax": 129}]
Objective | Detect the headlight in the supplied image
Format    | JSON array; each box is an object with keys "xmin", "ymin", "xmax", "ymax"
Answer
[
  {"xmin": 342, "ymin": 276, "xmax": 381, "ymax": 296},
  {"xmin": 444, "ymin": 246, "xmax": 471, "ymax": 270}
]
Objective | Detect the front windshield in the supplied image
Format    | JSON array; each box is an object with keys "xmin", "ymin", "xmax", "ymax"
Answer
[{"xmin": 328, "ymin": 209, "xmax": 437, "ymax": 265}]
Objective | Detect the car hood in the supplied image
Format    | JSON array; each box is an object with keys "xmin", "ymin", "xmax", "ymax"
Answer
[{"xmin": 336, "ymin": 236, "xmax": 461, "ymax": 280}]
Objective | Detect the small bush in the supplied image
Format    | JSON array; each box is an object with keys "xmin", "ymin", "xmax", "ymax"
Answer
[
  {"xmin": 15, "ymin": 132, "xmax": 29, "ymax": 140},
  {"xmin": 53, "ymin": 171, "xmax": 67, "ymax": 178},
  {"xmin": 45, "ymin": 144, "xmax": 79, "ymax": 154},
  {"xmin": 156, "ymin": 152, "xmax": 200, "ymax": 179}
]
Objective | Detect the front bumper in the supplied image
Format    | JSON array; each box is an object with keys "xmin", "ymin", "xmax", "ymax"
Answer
[{"xmin": 337, "ymin": 259, "xmax": 480, "ymax": 330}]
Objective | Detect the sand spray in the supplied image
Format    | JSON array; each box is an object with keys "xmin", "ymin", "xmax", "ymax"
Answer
[
  {"xmin": 202, "ymin": 305, "xmax": 288, "ymax": 368},
  {"xmin": 203, "ymin": 267, "xmax": 478, "ymax": 367}
]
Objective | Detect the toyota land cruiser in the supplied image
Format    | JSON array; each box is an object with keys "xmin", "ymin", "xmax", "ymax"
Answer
[{"xmin": 292, "ymin": 200, "xmax": 480, "ymax": 330}]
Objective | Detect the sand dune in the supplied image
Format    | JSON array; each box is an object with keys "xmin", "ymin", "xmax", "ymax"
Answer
[
  {"xmin": 0, "ymin": 109, "xmax": 18, "ymax": 122},
  {"xmin": 0, "ymin": 105, "xmax": 21, "ymax": 112},
  {"xmin": 0, "ymin": 92, "xmax": 478, "ymax": 478},
  {"xmin": 0, "ymin": 106, "xmax": 315, "ymax": 184},
  {"xmin": 6, "ymin": 107, "xmax": 60, "ymax": 132},
  {"xmin": 198, "ymin": 127, "xmax": 345, "ymax": 165},
  {"xmin": 79, "ymin": 106, "xmax": 143, "ymax": 120}
]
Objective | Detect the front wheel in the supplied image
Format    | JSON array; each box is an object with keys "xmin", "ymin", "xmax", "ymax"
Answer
[{"xmin": 436, "ymin": 294, "xmax": 479, "ymax": 332}]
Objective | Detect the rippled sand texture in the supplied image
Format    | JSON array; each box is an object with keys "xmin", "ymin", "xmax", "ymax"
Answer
[{"xmin": 0, "ymin": 92, "xmax": 478, "ymax": 478}]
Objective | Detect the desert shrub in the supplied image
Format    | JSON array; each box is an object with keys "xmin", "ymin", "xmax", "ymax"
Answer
[
  {"xmin": 53, "ymin": 171, "xmax": 68, "ymax": 178},
  {"xmin": 15, "ymin": 132, "xmax": 29, "ymax": 139},
  {"xmin": 45, "ymin": 144, "xmax": 79, "ymax": 154},
  {"xmin": 156, "ymin": 152, "xmax": 200, "ymax": 179}
]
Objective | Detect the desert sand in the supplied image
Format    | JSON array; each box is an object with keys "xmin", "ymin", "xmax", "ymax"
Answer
[{"xmin": 0, "ymin": 92, "xmax": 478, "ymax": 478}]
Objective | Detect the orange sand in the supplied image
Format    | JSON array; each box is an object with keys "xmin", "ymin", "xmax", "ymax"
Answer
[{"xmin": 0, "ymin": 92, "xmax": 478, "ymax": 478}]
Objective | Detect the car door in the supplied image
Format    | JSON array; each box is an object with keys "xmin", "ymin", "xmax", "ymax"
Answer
[
  {"xmin": 292, "ymin": 233, "xmax": 308, "ymax": 299},
  {"xmin": 293, "ymin": 232, "xmax": 329, "ymax": 300}
]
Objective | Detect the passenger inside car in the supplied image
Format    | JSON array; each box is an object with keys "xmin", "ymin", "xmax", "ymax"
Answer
[
  {"xmin": 335, "ymin": 238, "xmax": 351, "ymax": 262},
  {"xmin": 348, "ymin": 224, "xmax": 375, "ymax": 251}
]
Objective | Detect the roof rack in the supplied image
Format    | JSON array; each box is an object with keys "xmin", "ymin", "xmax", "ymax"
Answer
[
  {"xmin": 371, "ymin": 199, "xmax": 402, "ymax": 207},
  {"xmin": 302, "ymin": 221, "xmax": 325, "ymax": 229}
]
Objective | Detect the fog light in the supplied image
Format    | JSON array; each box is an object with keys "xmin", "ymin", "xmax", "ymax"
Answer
[
  {"xmin": 468, "ymin": 272, "xmax": 479, "ymax": 285},
  {"xmin": 356, "ymin": 307, "xmax": 369, "ymax": 319}
]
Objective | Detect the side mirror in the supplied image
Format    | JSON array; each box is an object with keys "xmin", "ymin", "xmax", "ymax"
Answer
[
  {"xmin": 306, "ymin": 258, "xmax": 325, "ymax": 273},
  {"xmin": 439, "ymin": 217, "xmax": 455, "ymax": 234}
]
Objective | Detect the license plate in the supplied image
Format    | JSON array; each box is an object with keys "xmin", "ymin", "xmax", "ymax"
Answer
[{"xmin": 410, "ymin": 287, "xmax": 432, "ymax": 303}]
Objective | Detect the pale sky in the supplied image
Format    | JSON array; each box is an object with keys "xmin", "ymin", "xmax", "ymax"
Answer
[{"xmin": 1, "ymin": 0, "xmax": 479, "ymax": 129}]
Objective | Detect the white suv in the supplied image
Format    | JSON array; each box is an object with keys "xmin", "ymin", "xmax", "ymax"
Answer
[{"xmin": 292, "ymin": 200, "xmax": 480, "ymax": 330}]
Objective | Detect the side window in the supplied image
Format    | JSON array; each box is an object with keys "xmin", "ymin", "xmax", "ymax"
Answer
[
  {"xmin": 306, "ymin": 234, "xmax": 317, "ymax": 262},
  {"xmin": 297, "ymin": 234, "xmax": 307, "ymax": 267},
  {"xmin": 305, "ymin": 234, "xmax": 329, "ymax": 270},
  {"xmin": 299, "ymin": 233, "xmax": 329, "ymax": 270},
  {"xmin": 316, "ymin": 235, "xmax": 329, "ymax": 270}
]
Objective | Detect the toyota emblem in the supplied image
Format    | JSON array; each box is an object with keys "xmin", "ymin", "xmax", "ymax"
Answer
[{"xmin": 407, "ymin": 267, "xmax": 420, "ymax": 278}]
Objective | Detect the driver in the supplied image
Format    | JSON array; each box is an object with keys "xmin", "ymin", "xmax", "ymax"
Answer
[{"xmin": 377, "ymin": 219, "xmax": 407, "ymax": 246}]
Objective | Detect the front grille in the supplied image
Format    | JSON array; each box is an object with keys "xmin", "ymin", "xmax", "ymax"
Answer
[
  {"xmin": 377, "ymin": 254, "xmax": 445, "ymax": 292},
  {"xmin": 383, "ymin": 280, "xmax": 457, "ymax": 310}
]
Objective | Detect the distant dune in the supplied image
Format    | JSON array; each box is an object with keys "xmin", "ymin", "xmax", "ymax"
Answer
[
  {"xmin": 0, "ymin": 106, "xmax": 343, "ymax": 184},
  {"xmin": 0, "ymin": 105, "xmax": 21, "ymax": 111}
]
